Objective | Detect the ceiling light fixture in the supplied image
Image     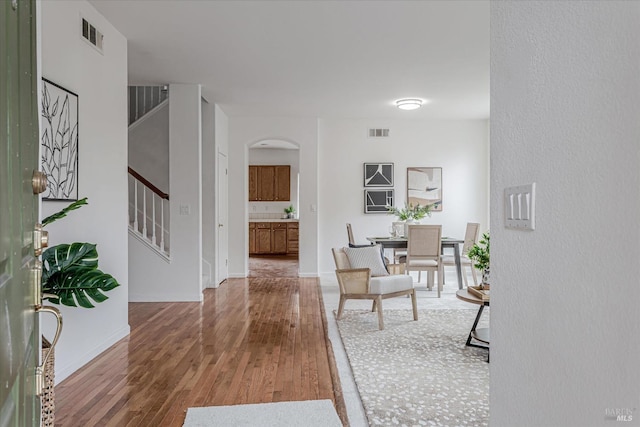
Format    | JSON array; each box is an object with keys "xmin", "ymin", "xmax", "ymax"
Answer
[{"xmin": 396, "ymin": 98, "xmax": 423, "ymax": 111}]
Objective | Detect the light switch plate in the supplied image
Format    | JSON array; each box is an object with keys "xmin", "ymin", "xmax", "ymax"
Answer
[
  {"xmin": 179, "ymin": 204, "xmax": 190, "ymax": 215},
  {"xmin": 504, "ymin": 183, "xmax": 535, "ymax": 230}
]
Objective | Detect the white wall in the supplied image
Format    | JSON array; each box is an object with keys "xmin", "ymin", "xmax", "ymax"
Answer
[
  {"xmin": 318, "ymin": 119, "xmax": 489, "ymax": 273},
  {"xmin": 490, "ymin": 2, "xmax": 640, "ymax": 425},
  {"xmin": 229, "ymin": 117, "xmax": 318, "ymax": 277},
  {"xmin": 128, "ymin": 84, "xmax": 203, "ymax": 301},
  {"xmin": 248, "ymin": 148, "xmax": 300, "ymax": 217},
  {"xmin": 40, "ymin": 0, "xmax": 129, "ymax": 383},
  {"xmin": 128, "ymin": 102, "xmax": 169, "ymax": 193}
]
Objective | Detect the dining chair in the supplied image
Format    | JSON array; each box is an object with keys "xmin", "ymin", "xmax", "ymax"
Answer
[
  {"xmin": 405, "ymin": 224, "xmax": 443, "ymax": 297},
  {"xmin": 442, "ymin": 222, "xmax": 480, "ymax": 287},
  {"xmin": 346, "ymin": 223, "xmax": 355, "ymax": 246}
]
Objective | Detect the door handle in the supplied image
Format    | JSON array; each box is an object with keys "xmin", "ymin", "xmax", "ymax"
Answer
[
  {"xmin": 218, "ymin": 223, "xmax": 223, "ymax": 227},
  {"xmin": 35, "ymin": 305, "xmax": 63, "ymax": 396},
  {"xmin": 34, "ymin": 223, "xmax": 49, "ymax": 256}
]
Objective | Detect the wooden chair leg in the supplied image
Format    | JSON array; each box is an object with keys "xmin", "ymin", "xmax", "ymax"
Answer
[
  {"xmin": 375, "ymin": 296, "xmax": 384, "ymax": 330},
  {"xmin": 337, "ymin": 295, "xmax": 346, "ymax": 319},
  {"xmin": 437, "ymin": 267, "xmax": 442, "ymax": 298},
  {"xmin": 410, "ymin": 289, "xmax": 418, "ymax": 321},
  {"xmin": 371, "ymin": 299, "xmax": 377, "ymax": 312}
]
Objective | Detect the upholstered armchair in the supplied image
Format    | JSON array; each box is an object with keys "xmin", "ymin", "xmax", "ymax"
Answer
[{"xmin": 332, "ymin": 246, "xmax": 417, "ymax": 330}]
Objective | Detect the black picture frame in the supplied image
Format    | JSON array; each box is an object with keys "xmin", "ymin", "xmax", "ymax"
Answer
[
  {"xmin": 364, "ymin": 189, "xmax": 394, "ymax": 214},
  {"xmin": 363, "ymin": 163, "xmax": 394, "ymax": 187},
  {"xmin": 41, "ymin": 78, "xmax": 79, "ymax": 201}
]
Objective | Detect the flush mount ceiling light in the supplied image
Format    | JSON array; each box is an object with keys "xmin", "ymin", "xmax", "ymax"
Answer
[{"xmin": 396, "ymin": 98, "xmax": 423, "ymax": 110}]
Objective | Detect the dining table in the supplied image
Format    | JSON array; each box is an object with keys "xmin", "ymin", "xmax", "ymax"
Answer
[{"xmin": 366, "ymin": 236, "xmax": 465, "ymax": 290}]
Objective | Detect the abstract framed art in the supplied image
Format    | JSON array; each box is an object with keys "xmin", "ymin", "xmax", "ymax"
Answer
[
  {"xmin": 364, "ymin": 162, "xmax": 393, "ymax": 187},
  {"xmin": 41, "ymin": 78, "xmax": 79, "ymax": 201},
  {"xmin": 364, "ymin": 189, "xmax": 394, "ymax": 214},
  {"xmin": 407, "ymin": 167, "xmax": 442, "ymax": 211}
]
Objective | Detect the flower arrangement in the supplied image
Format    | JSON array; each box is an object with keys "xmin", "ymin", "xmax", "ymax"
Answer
[{"xmin": 386, "ymin": 202, "xmax": 436, "ymax": 221}]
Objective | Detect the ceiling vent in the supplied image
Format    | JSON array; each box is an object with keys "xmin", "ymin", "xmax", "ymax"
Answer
[
  {"xmin": 368, "ymin": 128, "xmax": 390, "ymax": 138},
  {"xmin": 81, "ymin": 17, "xmax": 104, "ymax": 53}
]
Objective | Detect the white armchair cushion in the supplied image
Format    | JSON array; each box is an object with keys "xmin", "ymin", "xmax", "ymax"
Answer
[
  {"xmin": 343, "ymin": 245, "xmax": 389, "ymax": 277},
  {"xmin": 370, "ymin": 275, "xmax": 413, "ymax": 294}
]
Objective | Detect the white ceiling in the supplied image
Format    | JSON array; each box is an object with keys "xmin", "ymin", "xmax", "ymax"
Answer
[{"xmin": 90, "ymin": 0, "xmax": 489, "ymax": 120}]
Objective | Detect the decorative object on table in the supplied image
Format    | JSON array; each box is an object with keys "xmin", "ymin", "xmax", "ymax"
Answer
[
  {"xmin": 284, "ymin": 204, "xmax": 296, "ymax": 219},
  {"xmin": 364, "ymin": 189, "xmax": 394, "ymax": 214},
  {"xmin": 385, "ymin": 202, "xmax": 437, "ymax": 236},
  {"xmin": 41, "ymin": 78, "xmax": 79, "ymax": 201},
  {"xmin": 363, "ymin": 162, "xmax": 393, "ymax": 187},
  {"xmin": 467, "ymin": 231, "xmax": 490, "ymax": 288},
  {"xmin": 407, "ymin": 167, "xmax": 442, "ymax": 211},
  {"xmin": 41, "ymin": 198, "xmax": 121, "ymax": 308}
]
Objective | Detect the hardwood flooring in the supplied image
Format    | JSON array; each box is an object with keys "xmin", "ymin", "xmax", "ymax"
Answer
[
  {"xmin": 248, "ymin": 255, "xmax": 299, "ymax": 277},
  {"xmin": 54, "ymin": 276, "xmax": 345, "ymax": 426}
]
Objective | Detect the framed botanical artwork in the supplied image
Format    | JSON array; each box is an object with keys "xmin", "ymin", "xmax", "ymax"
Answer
[
  {"xmin": 41, "ymin": 78, "xmax": 79, "ymax": 201},
  {"xmin": 364, "ymin": 189, "xmax": 394, "ymax": 214},
  {"xmin": 407, "ymin": 167, "xmax": 442, "ymax": 211},
  {"xmin": 363, "ymin": 162, "xmax": 393, "ymax": 187}
]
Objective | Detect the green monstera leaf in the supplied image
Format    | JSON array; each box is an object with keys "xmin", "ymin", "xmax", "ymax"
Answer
[{"xmin": 41, "ymin": 242, "xmax": 119, "ymax": 308}]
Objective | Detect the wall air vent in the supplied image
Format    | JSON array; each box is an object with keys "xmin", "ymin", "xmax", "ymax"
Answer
[
  {"xmin": 368, "ymin": 128, "xmax": 390, "ymax": 138},
  {"xmin": 81, "ymin": 17, "xmax": 104, "ymax": 54}
]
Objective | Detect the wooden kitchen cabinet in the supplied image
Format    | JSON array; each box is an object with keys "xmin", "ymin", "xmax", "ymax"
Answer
[
  {"xmin": 287, "ymin": 222, "xmax": 299, "ymax": 255},
  {"xmin": 271, "ymin": 223, "xmax": 288, "ymax": 254},
  {"xmin": 248, "ymin": 166, "xmax": 258, "ymax": 201},
  {"xmin": 248, "ymin": 165, "xmax": 290, "ymax": 201},
  {"xmin": 255, "ymin": 223, "xmax": 272, "ymax": 254},
  {"xmin": 274, "ymin": 166, "xmax": 290, "ymax": 201},
  {"xmin": 249, "ymin": 222, "xmax": 256, "ymax": 254},
  {"xmin": 249, "ymin": 221, "xmax": 298, "ymax": 255}
]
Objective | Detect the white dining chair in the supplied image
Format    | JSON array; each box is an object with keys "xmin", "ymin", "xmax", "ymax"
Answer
[
  {"xmin": 442, "ymin": 222, "xmax": 480, "ymax": 287},
  {"xmin": 405, "ymin": 225, "xmax": 443, "ymax": 298}
]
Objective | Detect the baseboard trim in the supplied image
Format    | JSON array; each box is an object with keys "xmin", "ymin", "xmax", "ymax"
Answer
[
  {"xmin": 55, "ymin": 324, "xmax": 130, "ymax": 384},
  {"xmin": 298, "ymin": 272, "xmax": 319, "ymax": 278}
]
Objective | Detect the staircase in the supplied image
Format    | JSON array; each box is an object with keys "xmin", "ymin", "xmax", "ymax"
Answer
[{"xmin": 128, "ymin": 86, "xmax": 170, "ymax": 259}]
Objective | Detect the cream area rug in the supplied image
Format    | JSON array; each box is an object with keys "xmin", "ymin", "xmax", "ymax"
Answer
[
  {"xmin": 336, "ymin": 309, "xmax": 489, "ymax": 426},
  {"xmin": 182, "ymin": 400, "xmax": 342, "ymax": 427}
]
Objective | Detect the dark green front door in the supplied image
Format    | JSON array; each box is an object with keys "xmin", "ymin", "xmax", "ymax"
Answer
[{"xmin": 0, "ymin": 0, "xmax": 41, "ymax": 425}]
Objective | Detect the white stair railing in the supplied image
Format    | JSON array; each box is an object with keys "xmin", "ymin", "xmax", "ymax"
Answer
[{"xmin": 128, "ymin": 167, "xmax": 170, "ymax": 257}]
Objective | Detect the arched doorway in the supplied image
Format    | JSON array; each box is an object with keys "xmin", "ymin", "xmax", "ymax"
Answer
[{"xmin": 247, "ymin": 139, "xmax": 300, "ymax": 277}]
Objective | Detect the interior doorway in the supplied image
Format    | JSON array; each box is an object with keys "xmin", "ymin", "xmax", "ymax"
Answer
[{"xmin": 247, "ymin": 139, "xmax": 300, "ymax": 277}]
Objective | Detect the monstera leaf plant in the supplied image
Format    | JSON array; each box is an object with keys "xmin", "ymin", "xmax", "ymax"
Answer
[{"xmin": 41, "ymin": 198, "xmax": 120, "ymax": 308}]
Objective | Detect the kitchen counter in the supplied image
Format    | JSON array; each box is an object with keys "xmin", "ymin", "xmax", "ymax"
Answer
[{"xmin": 248, "ymin": 218, "xmax": 299, "ymax": 223}]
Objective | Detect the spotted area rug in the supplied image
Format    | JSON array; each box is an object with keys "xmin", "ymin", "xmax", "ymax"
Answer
[{"xmin": 336, "ymin": 309, "xmax": 489, "ymax": 426}]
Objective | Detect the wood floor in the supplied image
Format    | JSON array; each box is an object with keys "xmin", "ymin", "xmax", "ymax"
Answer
[{"xmin": 54, "ymin": 275, "xmax": 345, "ymax": 426}]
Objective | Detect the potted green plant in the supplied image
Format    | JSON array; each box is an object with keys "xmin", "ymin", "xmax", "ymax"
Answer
[
  {"xmin": 467, "ymin": 231, "xmax": 490, "ymax": 289},
  {"xmin": 284, "ymin": 205, "xmax": 296, "ymax": 219},
  {"xmin": 41, "ymin": 198, "xmax": 120, "ymax": 308}
]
